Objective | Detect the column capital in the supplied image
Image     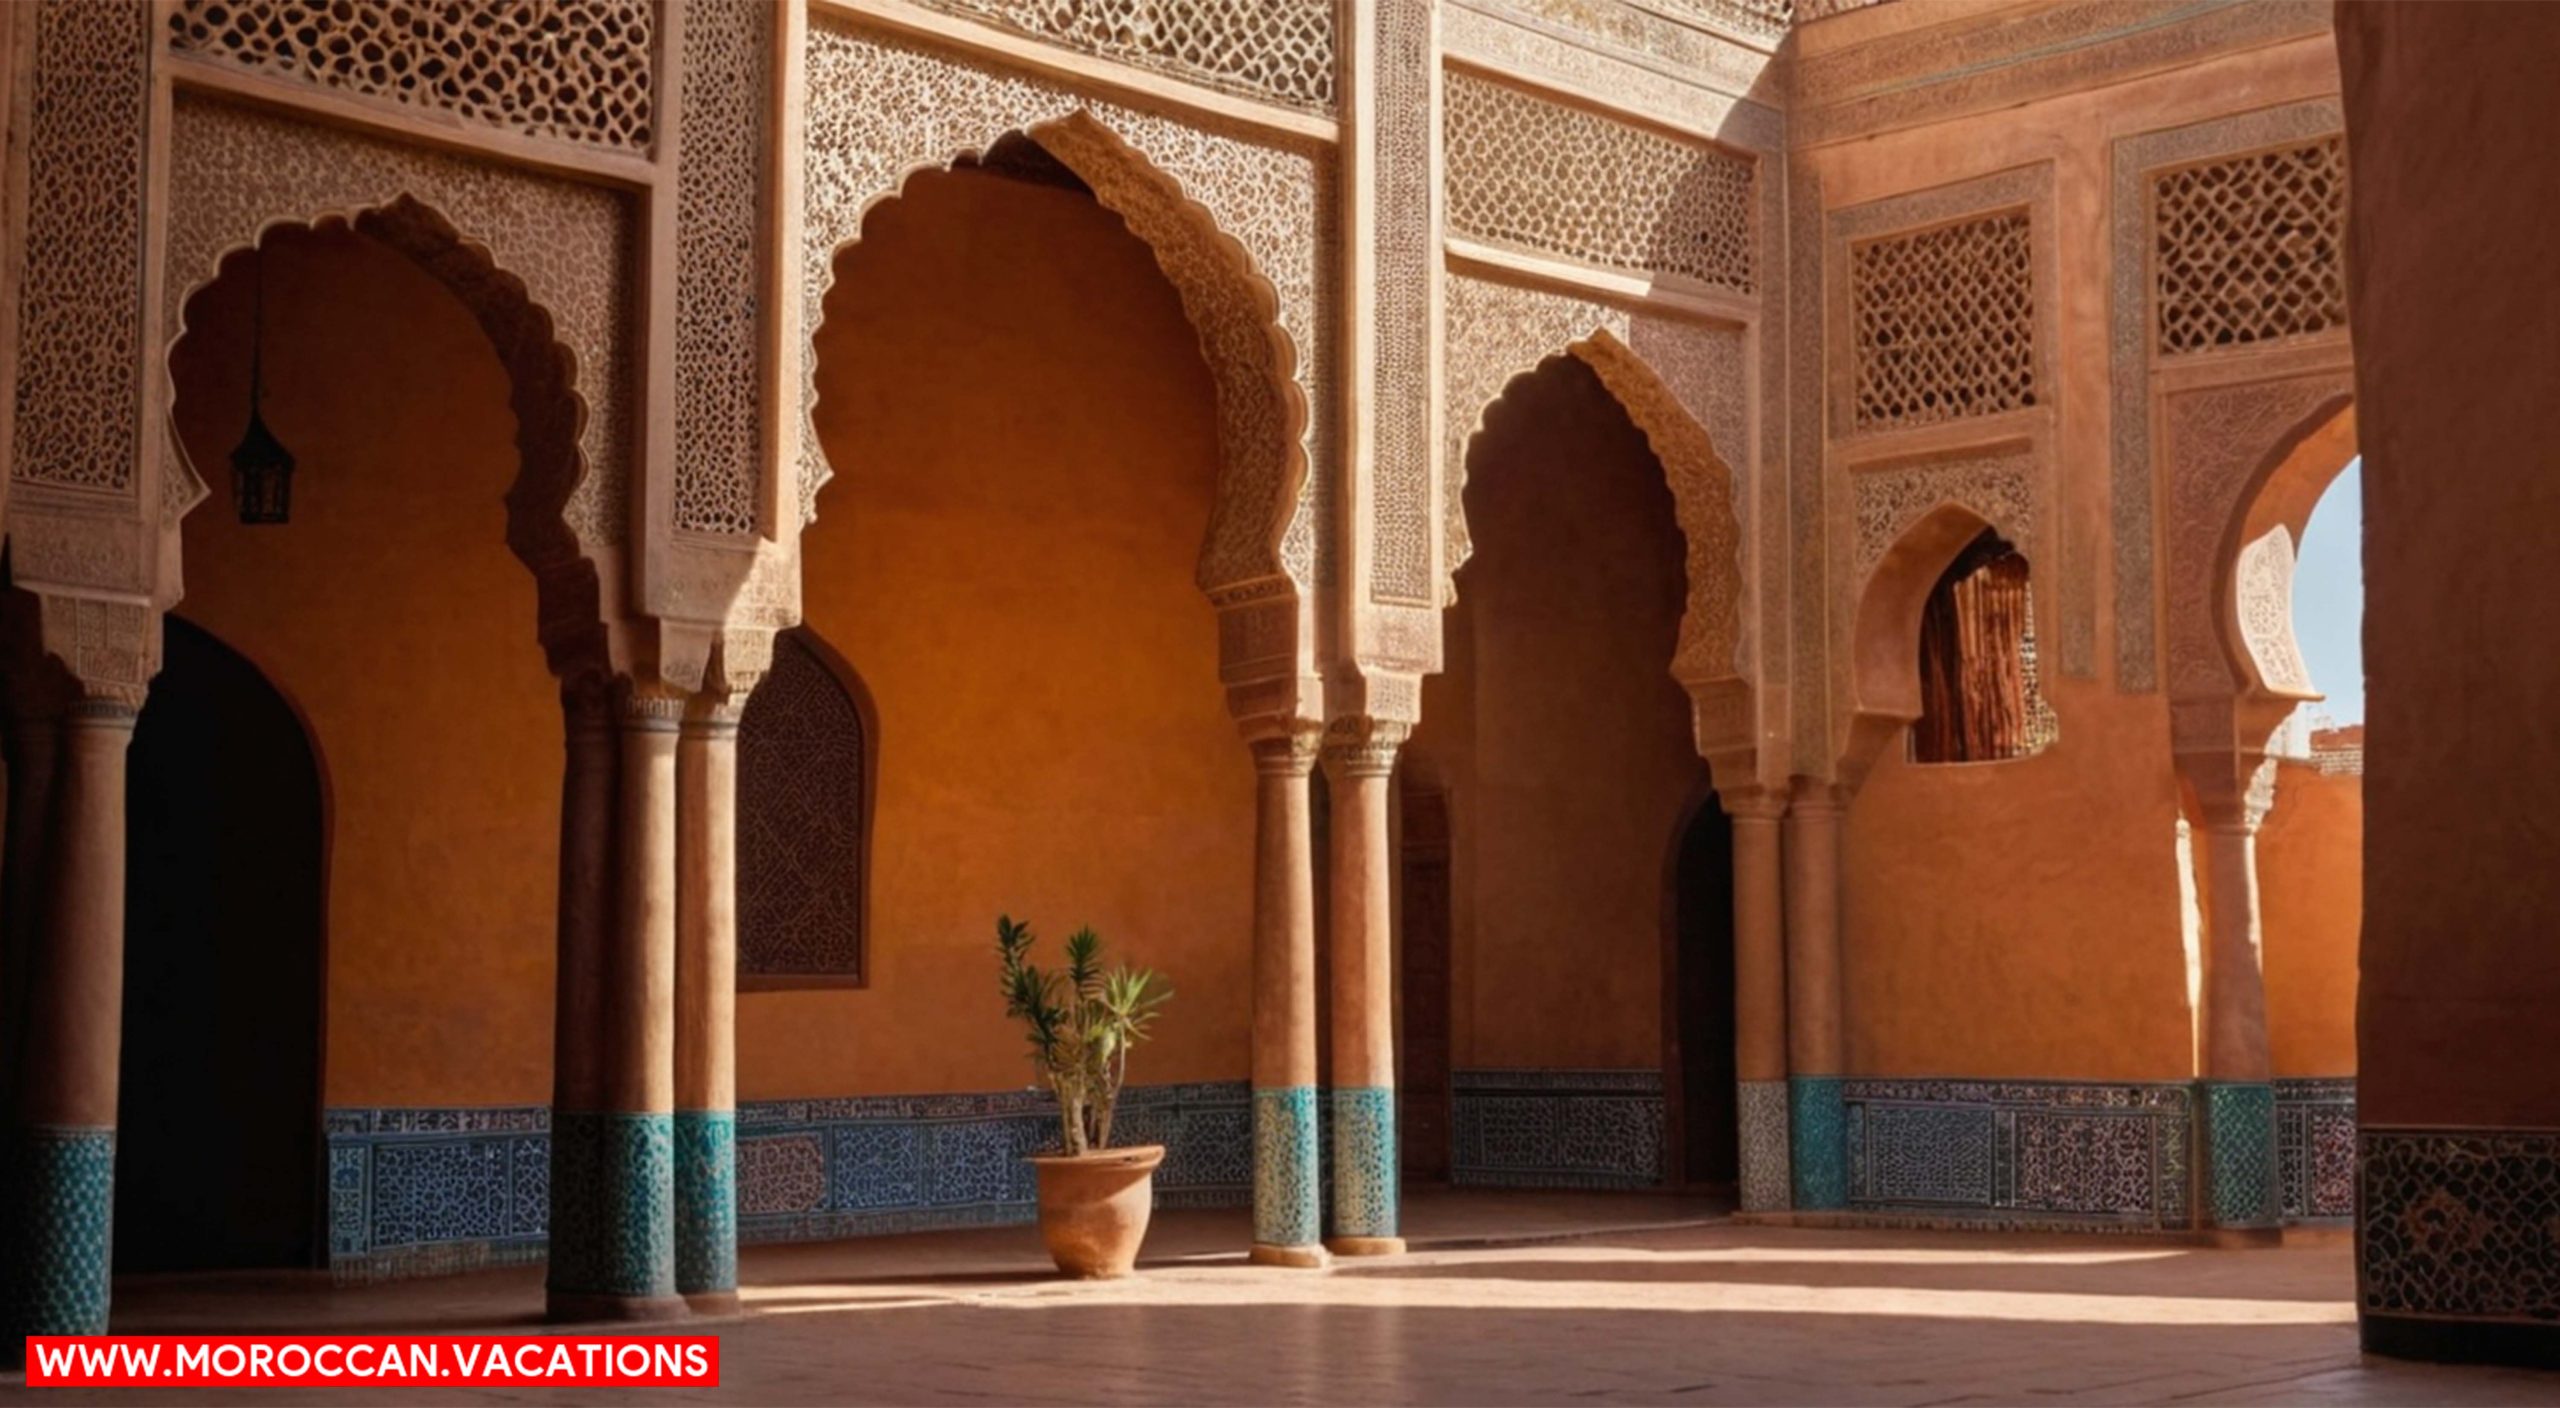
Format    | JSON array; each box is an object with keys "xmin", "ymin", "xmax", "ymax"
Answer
[
  {"xmin": 1719, "ymin": 786, "xmax": 1789, "ymax": 824},
  {"xmin": 681, "ymin": 692, "xmax": 746, "ymax": 737},
  {"xmin": 1321, "ymin": 716, "xmax": 1408, "ymax": 780},
  {"xmin": 616, "ymin": 678, "xmax": 690, "ymax": 730},
  {"xmin": 1787, "ymin": 775, "xmax": 1847, "ymax": 817},
  {"xmin": 1249, "ymin": 722, "xmax": 1323, "ymax": 778}
]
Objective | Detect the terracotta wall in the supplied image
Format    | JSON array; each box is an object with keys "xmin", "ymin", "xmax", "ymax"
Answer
[
  {"xmin": 2341, "ymin": 0, "xmax": 2560, "ymax": 1131},
  {"xmin": 2256, "ymin": 760, "xmax": 2359, "ymax": 1077},
  {"xmin": 757, "ymin": 166, "xmax": 1252, "ymax": 1099},
  {"xmin": 1811, "ymin": 37, "xmax": 2347, "ymax": 1083},
  {"xmin": 1411, "ymin": 354, "xmax": 1706, "ymax": 1073},
  {"xmin": 167, "ymin": 226, "xmax": 558, "ymax": 1108}
]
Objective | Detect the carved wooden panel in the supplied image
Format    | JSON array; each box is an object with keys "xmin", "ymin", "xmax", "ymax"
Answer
[
  {"xmin": 167, "ymin": 0, "xmax": 656, "ymax": 151},
  {"xmin": 738, "ymin": 631, "xmax": 869, "ymax": 981}
]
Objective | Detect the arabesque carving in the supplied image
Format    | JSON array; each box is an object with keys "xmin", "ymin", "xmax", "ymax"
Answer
[
  {"xmin": 2234, "ymin": 527, "xmax": 2308, "ymax": 695},
  {"xmin": 900, "ymin": 0, "xmax": 1336, "ymax": 114},
  {"xmin": 672, "ymin": 0, "xmax": 772, "ymax": 538},
  {"xmin": 166, "ymin": 0, "xmax": 656, "ymax": 151},
  {"xmin": 1850, "ymin": 448, "xmax": 2036, "ymax": 585},
  {"xmin": 1443, "ymin": 273, "xmax": 1748, "ymax": 689},
  {"xmin": 801, "ymin": 18, "xmax": 1322, "ymax": 604}
]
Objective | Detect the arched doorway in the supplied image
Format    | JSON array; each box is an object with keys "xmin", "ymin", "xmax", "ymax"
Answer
[
  {"xmin": 116, "ymin": 616, "xmax": 326, "ymax": 1271},
  {"xmin": 1666, "ymin": 791, "xmax": 1737, "ymax": 1190}
]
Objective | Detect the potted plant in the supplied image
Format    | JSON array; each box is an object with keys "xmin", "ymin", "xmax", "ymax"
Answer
[{"xmin": 994, "ymin": 915, "xmax": 1173, "ymax": 1278}]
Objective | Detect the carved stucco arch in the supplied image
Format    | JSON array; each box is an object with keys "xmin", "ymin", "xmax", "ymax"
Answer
[
  {"xmin": 1442, "ymin": 275, "xmax": 1752, "ymax": 771},
  {"xmin": 1839, "ymin": 470, "xmax": 2038, "ymax": 791},
  {"xmin": 159, "ymin": 96, "xmax": 631, "ymax": 686},
  {"xmin": 799, "ymin": 20, "xmax": 1325, "ymax": 717}
]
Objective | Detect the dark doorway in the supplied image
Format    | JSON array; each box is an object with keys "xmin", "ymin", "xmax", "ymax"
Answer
[
  {"xmin": 1666, "ymin": 791, "xmax": 1738, "ymax": 1189},
  {"xmin": 116, "ymin": 616, "xmax": 326, "ymax": 1272},
  {"xmin": 1398, "ymin": 774, "xmax": 1453, "ymax": 1183}
]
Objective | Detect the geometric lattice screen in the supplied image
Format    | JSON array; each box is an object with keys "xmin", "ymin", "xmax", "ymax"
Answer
[
  {"xmin": 2152, "ymin": 137, "xmax": 2348, "ymax": 356},
  {"xmin": 1849, "ymin": 210, "xmax": 2038, "ymax": 431},
  {"xmin": 737, "ymin": 629, "xmax": 869, "ymax": 983},
  {"xmin": 1444, "ymin": 68, "xmax": 1756, "ymax": 295},
  {"xmin": 166, "ymin": 0, "xmax": 657, "ymax": 151}
]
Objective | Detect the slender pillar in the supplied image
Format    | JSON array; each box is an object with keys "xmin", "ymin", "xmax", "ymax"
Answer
[
  {"xmin": 550, "ymin": 683, "xmax": 686, "ymax": 1320},
  {"xmin": 2197, "ymin": 762, "xmax": 2279, "ymax": 1233},
  {"xmin": 1726, "ymin": 787, "xmax": 1792, "ymax": 1213},
  {"xmin": 1248, "ymin": 726, "xmax": 1326, "ymax": 1268},
  {"xmin": 673, "ymin": 700, "xmax": 740, "ymax": 1312},
  {"xmin": 1782, "ymin": 779, "xmax": 1847, "ymax": 1210},
  {"xmin": 545, "ymin": 681, "xmax": 617, "ymax": 1316},
  {"xmin": 1, "ymin": 696, "xmax": 137, "ymax": 1342},
  {"xmin": 1323, "ymin": 717, "xmax": 1406, "ymax": 1256}
]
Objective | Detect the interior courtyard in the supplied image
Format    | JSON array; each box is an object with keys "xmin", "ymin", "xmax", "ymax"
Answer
[{"xmin": 0, "ymin": 0, "xmax": 2555, "ymax": 1400}]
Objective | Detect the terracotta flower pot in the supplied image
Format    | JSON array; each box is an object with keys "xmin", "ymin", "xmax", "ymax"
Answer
[{"xmin": 1027, "ymin": 1144, "xmax": 1164, "ymax": 1278}]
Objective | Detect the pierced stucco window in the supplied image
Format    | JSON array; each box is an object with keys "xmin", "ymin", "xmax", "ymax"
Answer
[
  {"xmin": 736, "ymin": 627, "xmax": 873, "ymax": 987},
  {"xmin": 1911, "ymin": 530, "xmax": 2060, "ymax": 764}
]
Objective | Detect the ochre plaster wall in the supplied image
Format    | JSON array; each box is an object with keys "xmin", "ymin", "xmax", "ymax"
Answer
[
  {"xmin": 167, "ymin": 226, "xmax": 557, "ymax": 1108},
  {"xmin": 1812, "ymin": 37, "xmax": 2347, "ymax": 1083},
  {"xmin": 756, "ymin": 166, "xmax": 1250, "ymax": 1099},
  {"xmin": 1413, "ymin": 355, "xmax": 1705, "ymax": 1073},
  {"xmin": 2257, "ymin": 759, "xmax": 2359, "ymax": 1077},
  {"xmin": 2340, "ymin": 0, "xmax": 2560, "ymax": 1129}
]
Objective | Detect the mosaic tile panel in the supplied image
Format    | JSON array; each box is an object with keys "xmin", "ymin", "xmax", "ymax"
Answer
[
  {"xmin": 0, "ymin": 1127, "xmax": 116, "ymax": 1337},
  {"xmin": 594, "ymin": 1113, "xmax": 676, "ymax": 1299},
  {"xmin": 1330, "ymin": 1087, "xmax": 1400, "ymax": 1241},
  {"xmin": 736, "ymin": 1081, "xmax": 1252, "ymax": 1246},
  {"xmin": 2361, "ymin": 1127, "xmax": 2560, "ymax": 1325},
  {"xmin": 1451, "ymin": 1070, "xmax": 1665, "ymax": 1191},
  {"xmin": 1253, "ymin": 1085, "xmax": 1321, "ymax": 1248},
  {"xmin": 2206, "ymin": 1082, "xmax": 2279, "ymax": 1228},
  {"xmin": 674, "ymin": 1110, "xmax": 737, "ymax": 1295},
  {"xmin": 1739, "ymin": 1080, "xmax": 1792, "ymax": 1212},
  {"xmin": 1843, "ymin": 1080, "xmax": 2195, "ymax": 1226},
  {"xmin": 1791, "ymin": 1076, "xmax": 1848, "ymax": 1210},
  {"xmin": 2276, "ymin": 1078, "xmax": 2356, "ymax": 1221},
  {"xmin": 327, "ymin": 1107, "xmax": 548, "ymax": 1287}
]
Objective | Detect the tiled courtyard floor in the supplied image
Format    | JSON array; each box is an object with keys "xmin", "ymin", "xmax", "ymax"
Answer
[{"xmin": 9, "ymin": 1194, "xmax": 2557, "ymax": 1405}]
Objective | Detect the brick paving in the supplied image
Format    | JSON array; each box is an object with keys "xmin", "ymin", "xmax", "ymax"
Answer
[{"xmin": 8, "ymin": 1196, "xmax": 2556, "ymax": 1405}]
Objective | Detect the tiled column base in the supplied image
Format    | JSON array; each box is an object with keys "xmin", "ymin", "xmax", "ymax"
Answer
[
  {"xmin": 1738, "ymin": 1080, "xmax": 1793, "ymax": 1213},
  {"xmin": 674, "ymin": 1110, "xmax": 737, "ymax": 1309},
  {"xmin": 1251, "ymin": 1086, "xmax": 1324, "ymax": 1265},
  {"xmin": 1, "ymin": 1127, "xmax": 116, "ymax": 1347},
  {"xmin": 1326, "ymin": 1086, "xmax": 1402, "ymax": 1254},
  {"xmin": 2203, "ymin": 1081, "xmax": 2278, "ymax": 1229},
  {"xmin": 1789, "ymin": 1076, "xmax": 1846, "ymax": 1210},
  {"xmin": 545, "ymin": 1111, "xmax": 683, "ymax": 1320},
  {"xmin": 2362, "ymin": 1128, "xmax": 2560, "ymax": 1365}
]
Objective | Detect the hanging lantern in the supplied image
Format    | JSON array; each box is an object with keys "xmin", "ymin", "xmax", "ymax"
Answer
[{"xmin": 230, "ymin": 246, "xmax": 295, "ymax": 525}]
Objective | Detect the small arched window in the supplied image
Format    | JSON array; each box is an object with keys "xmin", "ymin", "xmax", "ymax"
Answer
[
  {"xmin": 736, "ymin": 627, "xmax": 872, "ymax": 987},
  {"xmin": 1911, "ymin": 530, "xmax": 2059, "ymax": 764}
]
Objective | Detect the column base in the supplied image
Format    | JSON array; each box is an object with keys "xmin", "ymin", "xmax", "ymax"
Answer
[
  {"xmin": 1325, "ymin": 1235, "xmax": 1406, "ymax": 1258},
  {"xmin": 682, "ymin": 1289, "xmax": 744, "ymax": 1317},
  {"xmin": 1788, "ymin": 1076, "xmax": 1847, "ymax": 1210},
  {"xmin": 1249, "ymin": 1241, "xmax": 1333, "ymax": 1269},
  {"xmin": 545, "ymin": 1290, "xmax": 693, "ymax": 1324}
]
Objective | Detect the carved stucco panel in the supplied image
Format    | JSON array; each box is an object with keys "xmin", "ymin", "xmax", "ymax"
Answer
[
  {"xmin": 801, "ymin": 18, "xmax": 1325, "ymax": 600},
  {"xmin": 2234, "ymin": 526, "xmax": 2308, "ymax": 695},
  {"xmin": 2160, "ymin": 372, "xmax": 2351, "ymax": 700},
  {"xmin": 1438, "ymin": 1, "xmax": 1784, "ymax": 151},
  {"xmin": 1849, "ymin": 447, "xmax": 2036, "ymax": 587},
  {"xmin": 1443, "ymin": 271, "xmax": 1748, "ymax": 685},
  {"xmin": 164, "ymin": 95, "xmax": 635, "ymax": 555}
]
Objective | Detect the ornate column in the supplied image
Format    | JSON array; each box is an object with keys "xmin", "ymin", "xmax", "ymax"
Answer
[
  {"xmin": 1248, "ymin": 724, "xmax": 1326, "ymax": 1268},
  {"xmin": 1323, "ymin": 716, "xmax": 1406, "ymax": 1256},
  {"xmin": 1, "ymin": 690, "xmax": 138, "ymax": 1341},
  {"xmin": 673, "ymin": 697, "xmax": 741, "ymax": 1312},
  {"xmin": 2195, "ymin": 761, "xmax": 2280, "ymax": 1235},
  {"xmin": 551, "ymin": 682, "xmax": 686, "ymax": 1320},
  {"xmin": 1726, "ymin": 787, "xmax": 1792, "ymax": 1213},
  {"xmin": 1782, "ymin": 779, "xmax": 1847, "ymax": 1210}
]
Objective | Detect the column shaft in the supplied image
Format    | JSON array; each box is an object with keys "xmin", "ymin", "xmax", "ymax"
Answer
[
  {"xmin": 2199, "ymin": 813, "xmax": 2278, "ymax": 1231},
  {"xmin": 1728, "ymin": 794, "xmax": 1791, "ymax": 1213},
  {"xmin": 1248, "ymin": 730, "xmax": 1324, "ymax": 1267},
  {"xmin": 1782, "ymin": 783, "xmax": 1846, "ymax": 1210},
  {"xmin": 674, "ymin": 709, "xmax": 739, "ymax": 1309},
  {"xmin": 1324, "ymin": 721, "xmax": 1405, "ymax": 1256},
  {"xmin": 546, "ymin": 686, "xmax": 615, "ymax": 1308},
  {"xmin": 3, "ymin": 702, "xmax": 135, "ymax": 1342}
]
